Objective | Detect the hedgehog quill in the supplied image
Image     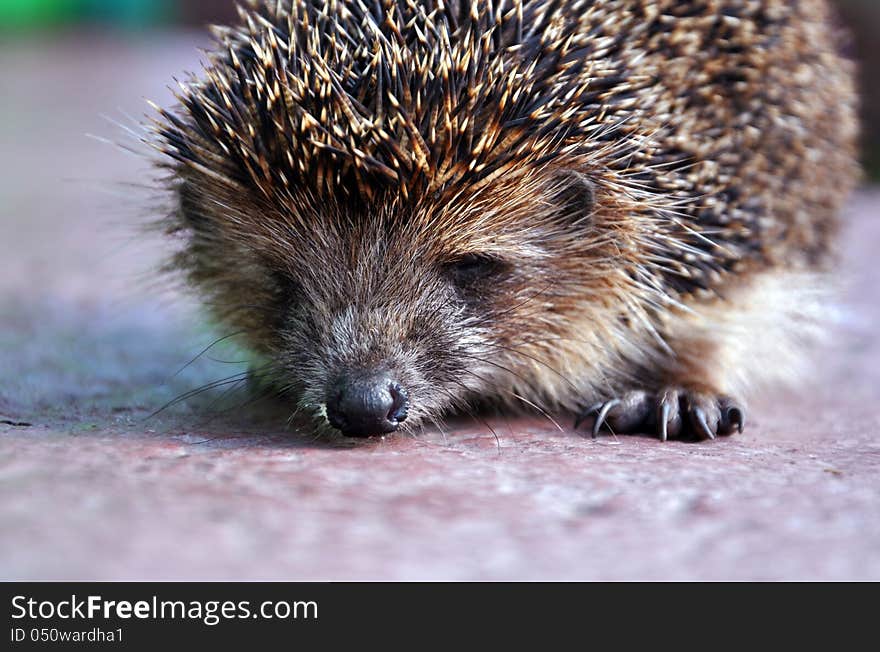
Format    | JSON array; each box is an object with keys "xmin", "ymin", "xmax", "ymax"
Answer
[{"xmin": 150, "ymin": 0, "xmax": 858, "ymax": 440}]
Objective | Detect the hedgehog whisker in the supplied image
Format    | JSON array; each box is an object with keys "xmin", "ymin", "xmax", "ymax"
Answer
[
  {"xmin": 459, "ymin": 366, "xmax": 562, "ymax": 434},
  {"xmin": 443, "ymin": 379, "xmax": 502, "ymax": 450},
  {"xmin": 149, "ymin": 362, "xmax": 279, "ymax": 419},
  {"xmin": 193, "ymin": 372, "xmax": 287, "ymax": 426},
  {"xmin": 193, "ymin": 377, "xmax": 259, "ymax": 426},
  {"xmin": 148, "ymin": 374, "xmax": 255, "ymax": 419},
  {"xmin": 474, "ymin": 342, "xmax": 579, "ymax": 393},
  {"xmin": 169, "ymin": 330, "xmax": 249, "ymax": 380}
]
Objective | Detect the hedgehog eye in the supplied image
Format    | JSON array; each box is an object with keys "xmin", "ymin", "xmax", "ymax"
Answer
[{"xmin": 445, "ymin": 253, "xmax": 508, "ymax": 289}]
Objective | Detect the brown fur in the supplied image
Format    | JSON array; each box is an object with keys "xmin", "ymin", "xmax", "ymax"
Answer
[{"xmin": 150, "ymin": 0, "xmax": 858, "ymax": 435}]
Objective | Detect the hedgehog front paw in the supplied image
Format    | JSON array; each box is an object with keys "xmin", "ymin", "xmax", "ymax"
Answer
[{"xmin": 574, "ymin": 389, "xmax": 745, "ymax": 441}]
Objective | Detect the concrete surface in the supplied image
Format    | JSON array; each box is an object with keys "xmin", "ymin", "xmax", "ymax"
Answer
[{"xmin": 1, "ymin": 33, "xmax": 878, "ymax": 581}]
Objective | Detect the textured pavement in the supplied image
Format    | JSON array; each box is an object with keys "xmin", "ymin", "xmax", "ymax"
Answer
[{"xmin": 1, "ymin": 33, "xmax": 878, "ymax": 581}]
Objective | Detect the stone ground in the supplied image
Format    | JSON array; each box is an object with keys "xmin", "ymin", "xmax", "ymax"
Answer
[{"xmin": 1, "ymin": 33, "xmax": 878, "ymax": 581}]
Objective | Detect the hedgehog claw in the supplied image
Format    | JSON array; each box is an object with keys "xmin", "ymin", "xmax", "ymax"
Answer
[
  {"xmin": 591, "ymin": 399, "xmax": 621, "ymax": 438},
  {"xmin": 656, "ymin": 389, "xmax": 683, "ymax": 442},
  {"xmin": 731, "ymin": 408, "xmax": 745, "ymax": 433},
  {"xmin": 719, "ymin": 399, "xmax": 745, "ymax": 435},
  {"xmin": 576, "ymin": 388, "xmax": 745, "ymax": 442},
  {"xmin": 658, "ymin": 401, "xmax": 670, "ymax": 442},
  {"xmin": 690, "ymin": 407, "xmax": 716, "ymax": 441}
]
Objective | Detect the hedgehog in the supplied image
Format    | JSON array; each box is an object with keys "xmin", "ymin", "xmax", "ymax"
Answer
[{"xmin": 149, "ymin": 0, "xmax": 858, "ymax": 441}]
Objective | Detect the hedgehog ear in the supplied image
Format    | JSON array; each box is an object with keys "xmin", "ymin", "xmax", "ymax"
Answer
[{"xmin": 550, "ymin": 170, "xmax": 596, "ymax": 224}]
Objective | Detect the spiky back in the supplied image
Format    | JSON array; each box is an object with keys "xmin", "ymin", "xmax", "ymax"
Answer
[
  {"xmin": 154, "ymin": 0, "xmax": 858, "ymax": 301},
  {"xmin": 155, "ymin": 0, "xmax": 650, "ymax": 202}
]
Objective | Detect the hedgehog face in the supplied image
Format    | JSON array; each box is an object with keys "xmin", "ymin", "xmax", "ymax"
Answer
[
  {"xmin": 259, "ymin": 206, "xmax": 531, "ymax": 437},
  {"xmin": 174, "ymin": 167, "xmax": 616, "ymax": 437}
]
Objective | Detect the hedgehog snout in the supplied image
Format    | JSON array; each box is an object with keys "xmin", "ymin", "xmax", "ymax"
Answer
[{"xmin": 325, "ymin": 371, "xmax": 409, "ymax": 437}]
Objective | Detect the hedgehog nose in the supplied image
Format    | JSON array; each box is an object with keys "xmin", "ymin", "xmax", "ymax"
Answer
[{"xmin": 326, "ymin": 374, "xmax": 409, "ymax": 437}]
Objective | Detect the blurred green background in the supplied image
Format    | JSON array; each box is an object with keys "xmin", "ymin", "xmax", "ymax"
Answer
[
  {"xmin": 0, "ymin": 0, "xmax": 171, "ymax": 27},
  {"xmin": 1, "ymin": 0, "xmax": 877, "ymax": 179}
]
